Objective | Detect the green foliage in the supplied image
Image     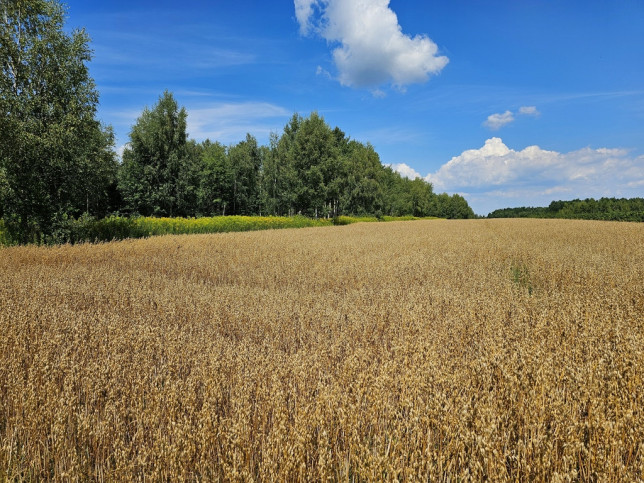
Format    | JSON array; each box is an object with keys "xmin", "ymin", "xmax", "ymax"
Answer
[
  {"xmin": 110, "ymin": 100, "xmax": 477, "ymax": 230},
  {"xmin": 333, "ymin": 216, "xmax": 377, "ymax": 225},
  {"xmin": 196, "ymin": 140, "xmax": 229, "ymax": 216},
  {"xmin": 0, "ymin": 0, "xmax": 117, "ymax": 243},
  {"xmin": 47, "ymin": 214, "xmax": 143, "ymax": 244},
  {"xmin": 341, "ymin": 141, "xmax": 385, "ymax": 216},
  {"xmin": 2, "ymin": 0, "xmax": 478, "ymax": 247},
  {"xmin": 12, "ymin": 215, "xmax": 332, "ymax": 244},
  {"xmin": 0, "ymin": 213, "xmax": 445, "ymax": 246},
  {"xmin": 510, "ymin": 261, "xmax": 533, "ymax": 296},
  {"xmin": 227, "ymin": 134, "xmax": 262, "ymax": 215},
  {"xmin": 488, "ymin": 198, "xmax": 644, "ymax": 222},
  {"xmin": 381, "ymin": 215, "xmax": 438, "ymax": 222},
  {"xmin": 133, "ymin": 215, "xmax": 332, "ymax": 237},
  {"xmin": 118, "ymin": 91, "xmax": 199, "ymax": 217},
  {"xmin": 0, "ymin": 0, "xmax": 477, "ymax": 246},
  {"xmin": 270, "ymin": 112, "xmax": 339, "ymax": 218},
  {"xmin": 261, "ymin": 119, "xmax": 299, "ymax": 216},
  {"xmin": 0, "ymin": 220, "xmax": 9, "ymax": 246},
  {"xmin": 332, "ymin": 215, "xmax": 437, "ymax": 226},
  {"xmin": 256, "ymin": 112, "xmax": 475, "ymax": 220}
]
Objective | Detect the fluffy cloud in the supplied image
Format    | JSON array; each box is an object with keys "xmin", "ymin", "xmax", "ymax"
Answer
[
  {"xmin": 483, "ymin": 111, "xmax": 515, "ymax": 130},
  {"xmin": 388, "ymin": 163, "xmax": 422, "ymax": 180},
  {"xmin": 483, "ymin": 106, "xmax": 540, "ymax": 130},
  {"xmin": 295, "ymin": 0, "xmax": 448, "ymax": 89},
  {"xmin": 426, "ymin": 138, "xmax": 561, "ymax": 189},
  {"xmin": 391, "ymin": 138, "xmax": 644, "ymax": 214},
  {"xmin": 295, "ymin": 0, "xmax": 317, "ymax": 35}
]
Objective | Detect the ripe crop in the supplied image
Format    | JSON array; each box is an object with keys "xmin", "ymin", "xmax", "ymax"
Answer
[{"xmin": 1, "ymin": 219, "xmax": 643, "ymax": 480}]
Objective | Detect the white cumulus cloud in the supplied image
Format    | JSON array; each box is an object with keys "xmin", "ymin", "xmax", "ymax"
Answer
[
  {"xmin": 388, "ymin": 163, "xmax": 422, "ymax": 180},
  {"xmin": 426, "ymin": 138, "xmax": 562, "ymax": 189},
  {"xmin": 483, "ymin": 111, "xmax": 515, "ymax": 130},
  {"xmin": 295, "ymin": 0, "xmax": 448, "ymax": 89},
  {"xmin": 390, "ymin": 138, "xmax": 644, "ymax": 215},
  {"xmin": 295, "ymin": 0, "xmax": 317, "ymax": 34}
]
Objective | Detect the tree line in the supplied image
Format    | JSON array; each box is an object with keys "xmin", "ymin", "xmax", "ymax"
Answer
[
  {"xmin": 0, "ymin": 0, "xmax": 474, "ymax": 243},
  {"xmin": 117, "ymin": 92, "xmax": 475, "ymax": 221},
  {"xmin": 487, "ymin": 198, "xmax": 644, "ymax": 222}
]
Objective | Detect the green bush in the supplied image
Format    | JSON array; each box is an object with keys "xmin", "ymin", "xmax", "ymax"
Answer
[
  {"xmin": 332, "ymin": 215, "xmax": 438, "ymax": 226},
  {"xmin": 132, "ymin": 215, "xmax": 332, "ymax": 237},
  {"xmin": 0, "ymin": 220, "xmax": 8, "ymax": 246},
  {"xmin": 0, "ymin": 213, "xmax": 440, "ymax": 246},
  {"xmin": 34, "ymin": 215, "xmax": 332, "ymax": 244},
  {"xmin": 333, "ymin": 216, "xmax": 360, "ymax": 225},
  {"xmin": 382, "ymin": 215, "xmax": 417, "ymax": 222}
]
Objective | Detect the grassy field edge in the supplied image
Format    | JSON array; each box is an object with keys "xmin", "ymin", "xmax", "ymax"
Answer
[{"xmin": 0, "ymin": 214, "xmax": 439, "ymax": 246}]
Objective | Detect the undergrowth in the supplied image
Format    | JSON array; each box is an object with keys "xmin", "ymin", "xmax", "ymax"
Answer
[{"xmin": 0, "ymin": 214, "xmax": 437, "ymax": 246}]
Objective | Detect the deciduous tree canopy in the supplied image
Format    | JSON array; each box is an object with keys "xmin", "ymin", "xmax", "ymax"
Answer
[
  {"xmin": 0, "ymin": 0, "xmax": 116, "ymax": 242},
  {"xmin": 118, "ymin": 91, "xmax": 200, "ymax": 217}
]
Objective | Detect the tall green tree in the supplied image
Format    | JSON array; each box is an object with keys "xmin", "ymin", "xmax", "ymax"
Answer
[
  {"xmin": 287, "ymin": 112, "xmax": 338, "ymax": 217},
  {"xmin": 342, "ymin": 141, "xmax": 384, "ymax": 216},
  {"xmin": 118, "ymin": 91, "xmax": 200, "ymax": 217},
  {"xmin": 432, "ymin": 192, "xmax": 476, "ymax": 219},
  {"xmin": 0, "ymin": 0, "xmax": 117, "ymax": 242},
  {"xmin": 270, "ymin": 115, "xmax": 302, "ymax": 216},
  {"xmin": 197, "ymin": 139, "xmax": 229, "ymax": 216},
  {"xmin": 228, "ymin": 134, "xmax": 261, "ymax": 215}
]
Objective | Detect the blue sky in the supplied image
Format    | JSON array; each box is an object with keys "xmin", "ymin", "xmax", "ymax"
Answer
[{"xmin": 63, "ymin": 0, "xmax": 644, "ymax": 215}]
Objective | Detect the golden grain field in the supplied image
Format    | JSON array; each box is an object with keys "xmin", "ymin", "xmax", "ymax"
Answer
[{"xmin": 1, "ymin": 219, "xmax": 643, "ymax": 481}]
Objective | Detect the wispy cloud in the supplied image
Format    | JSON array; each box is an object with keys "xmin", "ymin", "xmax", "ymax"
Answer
[
  {"xmin": 391, "ymin": 138, "xmax": 644, "ymax": 214},
  {"xmin": 93, "ymin": 33, "xmax": 255, "ymax": 72},
  {"xmin": 414, "ymin": 86, "xmax": 644, "ymax": 113},
  {"xmin": 186, "ymin": 102, "xmax": 291, "ymax": 144},
  {"xmin": 537, "ymin": 90, "xmax": 644, "ymax": 105},
  {"xmin": 295, "ymin": 0, "xmax": 448, "ymax": 90},
  {"xmin": 104, "ymin": 101, "xmax": 291, "ymax": 147},
  {"xmin": 355, "ymin": 126, "xmax": 424, "ymax": 145},
  {"xmin": 315, "ymin": 65, "xmax": 333, "ymax": 80},
  {"xmin": 518, "ymin": 105, "xmax": 540, "ymax": 116}
]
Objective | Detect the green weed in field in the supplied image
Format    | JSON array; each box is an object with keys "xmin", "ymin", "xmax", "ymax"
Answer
[
  {"xmin": 510, "ymin": 261, "xmax": 533, "ymax": 295},
  {"xmin": 0, "ymin": 220, "xmax": 8, "ymax": 246}
]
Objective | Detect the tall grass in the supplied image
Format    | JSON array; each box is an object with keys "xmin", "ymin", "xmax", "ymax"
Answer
[
  {"xmin": 22, "ymin": 215, "xmax": 333, "ymax": 245},
  {"xmin": 133, "ymin": 215, "xmax": 332, "ymax": 236},
  {"xmin": 0, "ymin": 215, "xmax": 435, "ymax": 246},
  {"xmin": 1, "ymin": 219, "xmax": 643, "ymax": 480},
  {"xmin": 0, "ymin": 219, "xmax": 8, "ymax": 246},
  {"xmin": 333, "ymin": 214, "xmax": 435, "ymax": 225}
]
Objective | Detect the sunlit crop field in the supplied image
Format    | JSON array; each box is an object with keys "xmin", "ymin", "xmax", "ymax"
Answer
[{"xmin": 1, "ymin": 219, "xmax": 643, "ymax": 480}]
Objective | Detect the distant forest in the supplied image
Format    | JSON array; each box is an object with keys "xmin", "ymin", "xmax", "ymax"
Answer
[{"xmin": 487, "ymin": 198, "xmax": 644, "ymax": 222}]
